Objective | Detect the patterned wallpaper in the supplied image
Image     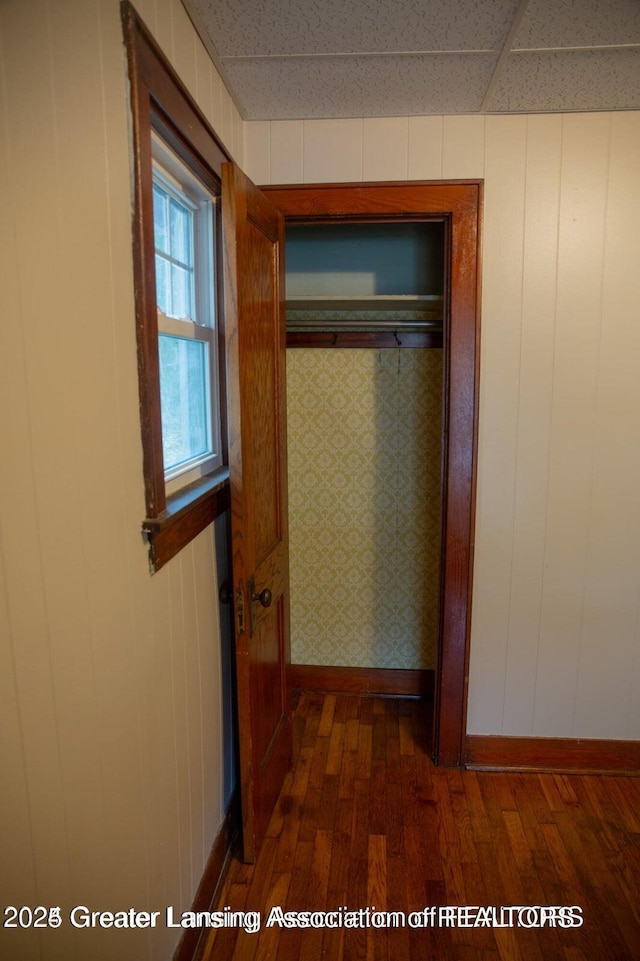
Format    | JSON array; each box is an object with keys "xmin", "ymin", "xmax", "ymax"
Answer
[{"xmin": 286, "ymin": 348, "xmax": 443, "ymax": 670}]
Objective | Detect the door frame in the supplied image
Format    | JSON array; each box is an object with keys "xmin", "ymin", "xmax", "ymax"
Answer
[{"xmin": 263, "ymin": 181, "xmax": 482, "ymax": 766}]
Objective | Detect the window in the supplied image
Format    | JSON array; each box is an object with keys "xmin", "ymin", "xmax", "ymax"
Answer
[
  {"xmin": 152, "ymin": 139, "xmax": 222, "ymax": 495},
  {"xmin": 122, "ymin": 2, "xmax": 231, "ymax": 572}
]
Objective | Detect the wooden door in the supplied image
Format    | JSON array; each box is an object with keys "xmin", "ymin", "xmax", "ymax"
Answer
[{"xmin": 222, "ymin": 163, "xmax": 292, "ymax": 862}]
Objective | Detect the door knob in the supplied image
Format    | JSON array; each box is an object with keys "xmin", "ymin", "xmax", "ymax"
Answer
[{"xmin": 251, "ymin": 587, "xmax": 272, "ymax": 608}]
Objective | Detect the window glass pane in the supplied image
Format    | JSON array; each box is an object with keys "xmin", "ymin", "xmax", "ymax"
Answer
[
  {"xmin": 153, "ymin": 177, "xmax": 195, "ymax": 321},
  {"xmin": 153, "ymin": 184, "xmax": 169, "ymax": 254},
  {"xmin": 170, "ymin": 197, "xmax": 191, "ymax": 264},
  {"xmin": 171, "ymin": 263, "xmax": 192, "ymax": 320},
  {"xmin": 158, "ymin": 334, "xmax": 211, "ymax": 472},
  {"xmin": 155, "ymin": 254, "xmax": 170, "ymax": 316}
]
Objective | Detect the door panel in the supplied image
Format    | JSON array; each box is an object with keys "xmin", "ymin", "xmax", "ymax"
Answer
[{"xmin": 223, "ymin": 162, "xmax": 291, "ymax": 862}]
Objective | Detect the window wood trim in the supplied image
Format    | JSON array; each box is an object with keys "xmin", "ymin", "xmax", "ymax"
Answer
[{"xmin": 121, "ymin": 1, "xmax": 231, "ymax": 571}]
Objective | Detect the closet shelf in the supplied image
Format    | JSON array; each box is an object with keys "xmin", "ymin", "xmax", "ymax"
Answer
[{"xmin": 286, "ymin": 294, "xmax": 444, "ymax": 332}]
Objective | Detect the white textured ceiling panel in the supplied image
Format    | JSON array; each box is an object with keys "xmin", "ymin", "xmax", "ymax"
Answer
[
  {"xmin": 513, "ymin": 0, "xmax": 640, "ymax": 49},
  {"xmin": 490, "ymin": 48, "xmax": 640, "ymax": 111},
  {"xmin": 182, "ymin": 0, "xmax": 640, "ymax": 119},
  {"xmin": 224, "ymin": 54, "xmax": 498, "ymax": 119},
  {"xmin": 190, "ymin": 0, "xmax": 522, "ymax": 56}
]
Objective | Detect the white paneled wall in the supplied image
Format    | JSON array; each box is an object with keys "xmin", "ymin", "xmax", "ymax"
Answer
[
  {"xmin": 245, "ymin": 111, "xmax": 640, "ymax": 740},
  {"xmin": 0, "ymin": 2, "xmax": 240, "ymax": 959}
]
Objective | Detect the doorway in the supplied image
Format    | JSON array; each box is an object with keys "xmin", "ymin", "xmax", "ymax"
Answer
[
  {"xmin": 263, "ymin": 181, "xmax": 482, "ymax": 766},
  {"xmin": 284, "ymin": 219, "xmax": 445, "ymax": 702}
]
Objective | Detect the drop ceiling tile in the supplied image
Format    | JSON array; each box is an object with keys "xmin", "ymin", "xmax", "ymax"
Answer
[
  {"xmin": 489, "ymin": 48, "xmax": 640, "ymax": 112},
  {"xmin": 514, "ymin": 0, "xmax": 640, "ymax": 49},
  {"xmin": 223, "ymin": 53, "xmax": 498, "ymax": 120},
  {"xmin": 191, "ymin": 0, "xmax": 521, "ymax": 57}
]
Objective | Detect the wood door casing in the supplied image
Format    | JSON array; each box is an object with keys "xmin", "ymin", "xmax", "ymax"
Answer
[
  {"xmin": 223, "ymin": 163, "xmax": 291, "ymax": 862},
  {"xmin": 262, "ymin": 181, "xmax": 482, "ymax": 767}
]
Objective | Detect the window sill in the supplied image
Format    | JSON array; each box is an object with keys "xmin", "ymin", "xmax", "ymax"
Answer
[{"xmin": 142, "ymin": 466, "xmax": 230, "ymax": 573}]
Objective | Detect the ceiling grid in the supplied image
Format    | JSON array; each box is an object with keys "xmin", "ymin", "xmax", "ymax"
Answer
[{"xmin": 183, "ymin": 0, "xmax": 640, "ymax": 119}]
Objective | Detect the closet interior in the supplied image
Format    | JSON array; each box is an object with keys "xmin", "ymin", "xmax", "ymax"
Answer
[{"xmin": 284, "ymin": 220, "xmax": 446, "ymax": 679}]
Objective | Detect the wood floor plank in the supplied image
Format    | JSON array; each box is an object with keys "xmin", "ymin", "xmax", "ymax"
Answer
[
  {"xmin": 325, "ymin": 721, "xmax": 345, "ymax": 776},
  {"xmin": 272, "ymin": 795, "xmax": 303, "ymax": 876},
  {"xmin": 385, "ymin": 778, "xmax": 404, "ymax": 860},
  {"xmin": 298, "ymin": 785, "xmax": 321, "ymax": 844},
  {"xmin": 399, "ymin": 714, "xmax": 415, "ymax": 757},
  {"xmin": 386, "ymin": 855, "xmax": 413, "ymax": 961},
  {"xmin": 462, "ymin": 770, "xmax": 492, "ymax": 845},
  {"xmin": 317, "ymin": 773, "xmax": 338, "ymax": 832},
  {"xmin": 310, "ymin": 827, "xmax": 332, "ymax": 907},
  {"xmin": 356, "ymin": 720, "xmax": 373, "ymax": 780},
  {"xmin": 372, "ymin": 710, "xmax": 387, "ymax": 762},
  {"xmin": 337, "ymin": 720, "xmax": 359, "ymax": 800},
  {"xmin": 317, "ymin": 694, "xmax": 336, "ymax": 737},
  {"xmin": 326, "ymin": 797, "xmax": 354, "ymax": 904},
  {"xmin": 367, "ymin": 834, "xmax": 387, "ymax": 911},
  {"xmin": 204, "ymin": 694, "xmax": 640, "ymax": 961},
  {"xmin": 368, "ymin": 758, "xmax": 387, "ymax": 836}
]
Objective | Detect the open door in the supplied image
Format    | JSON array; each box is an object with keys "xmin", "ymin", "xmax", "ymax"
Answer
[{"xmin": 222, "ymin": 163, "xmax": 292, "ymax": 863}]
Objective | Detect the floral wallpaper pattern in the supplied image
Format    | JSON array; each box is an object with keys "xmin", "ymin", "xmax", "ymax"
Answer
[{"xmin": 286, "ymin": 348, "xmax": 443, "ymax": 670}]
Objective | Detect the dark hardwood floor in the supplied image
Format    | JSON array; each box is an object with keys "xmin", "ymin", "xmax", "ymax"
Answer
[{"xmin": 203, "ymin": 693, "xmax": 640, "ymax": 960}]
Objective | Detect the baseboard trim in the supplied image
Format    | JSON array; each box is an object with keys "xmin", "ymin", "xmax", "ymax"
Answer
[
  {"xmin": 289, "ymin": 664, "xmax": 434, "ymax": 699},
  {"xmin": 465, "ymin": 734, "xmax": 640, "ymax": 775},
  {"xmin": 173, "ymin": 789, "xmax": 240, "ymax": 961}
]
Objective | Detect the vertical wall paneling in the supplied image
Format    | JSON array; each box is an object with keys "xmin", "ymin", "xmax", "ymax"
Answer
[
  {"xmin": 501, "ymin": 114, "xmax": 563, "ymax": 734},
  {"xmin": 245, "ymin": 109, "xmax": 640, "ymax": 741},
  {"xmin": 170, "ymin": 555, "xmax": 191, "ymax": 905},
  {"xmin": 533, "ymin": 114, "xmax": 611, "ymax": 737},
  {"xmin": 152, "ymin": 0, "xmax": 175, "ymax": 62},
  {"xmin": 53, "ymin": 1, "xmax": 147, "ymax": 926},
  {"xmin": 233, "ymin": 107, "xmax": 244, "ymax": 164},
  {"xmin": 362, "ymin": 117, "xmax": 409, "ymax": 181},
  {"xmin": 220, "ymin": 84, "xmax": 235, "ymax": 158},
  {"xmin": 209, "ymin": 57, "xmax": 224, "ymax": 139},
  {"xmin": 244, "ymin": 120, "xmax": 271, "ymax": 185},
  {"xmin": 171, "ymin": 0, "xmax": 197, "ymax": 93},
  {"xmin": 302, "ymin": 119, "xmax": 364, "ymax": 183},
  {"xmin": 270, "ymin": 120, "xmax": 304, "ymax": 184},
  {"xmin": 573, "ymin": 112, "xmax": 640, "ymax": 738},
  {"xmin": 0, "ymin": 1, "xmax": 237, "ymax": 957},
  {"xmin": 0, "ymin": 561, "xmax": 38, "ymax": 961},
  {"xmin": 132, "ymin": 0, "xmax": 157, "ymax": 32},
  {"xmin": 0, "ymin": 9, "xmax": 76, "ymax": 958},
  {"xmin": 182, "ymin": 545, "xmax": 204, "ymax": 890},
  {"xmin": 407, "ymin": 115, "xmax": 444, "ymax": 180},
  {"xmin": 194, "ymin": 35, "xmax": 214, "ymax": 125},
  {"xmin": 149, "ymin": 564, "xmax": 183, "ymax": 957},
  {"xmin": 467, "ymin": 115, "xmax": 528, "ymax": 733},
  {"xmin": 441, "ymin": 114, "xmax": 486, "ymax": 179}
]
